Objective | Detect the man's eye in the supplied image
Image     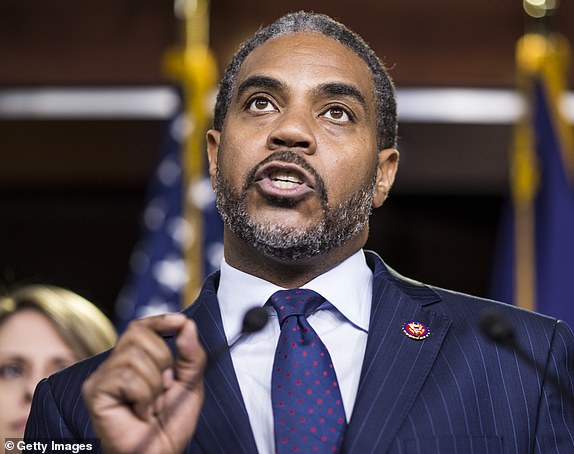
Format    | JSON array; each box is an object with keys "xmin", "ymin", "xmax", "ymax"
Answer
[
  {"xmin": 0, "ymin": 363, "xmax": 25, "ymax": 380},
  {"xmin": 323, "ymin": 107, "xmax": 350, "ymax": 122},
  {"xmin": 248, "ymin": 97, "xmax": 276, "ymax": 112}
]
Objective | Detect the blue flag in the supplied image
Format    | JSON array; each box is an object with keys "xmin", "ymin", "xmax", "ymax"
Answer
[
  {"xmin": 530, "ymin": 79, "xmax": 574, "ymax": 326},
  {"xmin": 491, "ymin": 34, "xmax": 574, "ymax": 329},
  {"xmin": 115, "ymin": 114, "xmax": 223, "ymax": 332}
]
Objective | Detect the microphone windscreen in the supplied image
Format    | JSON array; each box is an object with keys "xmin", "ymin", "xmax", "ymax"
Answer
[
  {"xmin": 479, "ymin": 308, "xmax": 515, "ymax": 345},
  {"xmin": 242, "ymin": 307, "xmax": 269, "ymax": 333}
]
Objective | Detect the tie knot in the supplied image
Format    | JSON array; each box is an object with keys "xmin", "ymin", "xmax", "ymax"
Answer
[{"xmin": 269, "ymin": 289, "xmax": 325, "ymax": 325}]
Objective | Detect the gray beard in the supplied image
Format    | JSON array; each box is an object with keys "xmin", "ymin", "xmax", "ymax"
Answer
[{"xmin": 215, "ymin": 151, "xmax": 376, "ymax": 261}]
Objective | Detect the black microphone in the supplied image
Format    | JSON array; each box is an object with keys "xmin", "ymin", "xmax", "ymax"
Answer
[
  {"xmin": 479, "ymin": 308, "xmax": 515, "ymax": 346},
  {"xmin": 479, "ymin": 307, "xmax": 574, "ymax": 406},
  {"xmin": 207, "ymin": 306, "xmax": 269, "ymax": 368},
  {"xmin": 240, "ymin": 306, "xmax": 270, "ymax": 336}
]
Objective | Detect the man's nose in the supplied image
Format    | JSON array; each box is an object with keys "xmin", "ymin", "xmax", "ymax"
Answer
[{"xmin": 266, "ymin": 109, "xmax": 317, "ymax": 154}]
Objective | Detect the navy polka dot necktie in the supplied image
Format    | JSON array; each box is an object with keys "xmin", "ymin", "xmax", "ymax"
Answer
[{"xmin": 269, "ymin": 289, "xmax": 347, "ymax": 453}]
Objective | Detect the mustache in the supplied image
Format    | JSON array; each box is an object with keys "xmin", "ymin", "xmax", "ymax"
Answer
[{"xmin": 242, "ymin": 150, "xmax": 327, "ymax": 200}]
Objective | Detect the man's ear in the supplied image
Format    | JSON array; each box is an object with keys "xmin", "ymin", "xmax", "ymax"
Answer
[
  {"xmin": 372, "ymin": 148, "xmax": 399, "ymax": 208},
  {"xmin": 206, "ymin": 129, "xmax": 221, "ymax": 190}
]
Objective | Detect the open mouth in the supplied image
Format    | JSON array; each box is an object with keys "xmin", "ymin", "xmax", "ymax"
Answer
[
  {"xmin": 253, "ymin": 162, "xmax": 316, "ymax": 200},
  {"xmin": 268, "ymin": 169, "xmax": 306, "ymax": 189}
]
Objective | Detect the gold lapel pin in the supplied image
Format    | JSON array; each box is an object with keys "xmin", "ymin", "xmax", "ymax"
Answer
[{"xmin": 402, "ymin": 320, "xmax": 430, "ymax": 340}]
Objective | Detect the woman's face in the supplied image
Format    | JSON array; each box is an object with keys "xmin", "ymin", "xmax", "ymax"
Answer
[{"xmin": 0, "ymin": 309, "xmax": 76, "ymax": 440}]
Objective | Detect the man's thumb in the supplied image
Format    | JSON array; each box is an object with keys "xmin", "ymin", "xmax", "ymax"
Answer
[{"xmin": 174, "ymin": 319, "xmax": 206, "ymax": 388}]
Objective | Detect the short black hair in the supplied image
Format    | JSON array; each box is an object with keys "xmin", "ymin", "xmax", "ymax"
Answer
[{"xmin": 212, "ymin": 11, "xmax": 398, "ymax": 149}]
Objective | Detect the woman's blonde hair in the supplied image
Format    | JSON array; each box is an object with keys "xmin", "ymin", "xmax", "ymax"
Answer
[{"xmin": 0, "ymin": 285, "xmax": 116, "ymax": 359}]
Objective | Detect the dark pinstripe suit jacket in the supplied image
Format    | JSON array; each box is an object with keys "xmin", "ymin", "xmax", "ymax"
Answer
[{"xmin": 25, "ymin": 251, "xmax": 574, "ymax": 453}]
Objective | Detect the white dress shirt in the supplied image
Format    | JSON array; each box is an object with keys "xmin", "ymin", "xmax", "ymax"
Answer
[{"xmin": 217, "ymin": 250, "xmax": 373, "ymax": 454}]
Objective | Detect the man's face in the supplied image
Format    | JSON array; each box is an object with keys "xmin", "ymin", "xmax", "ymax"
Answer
[{"xmin": 208, "ymin": 32, "xmax": 397, "ymax": 261}]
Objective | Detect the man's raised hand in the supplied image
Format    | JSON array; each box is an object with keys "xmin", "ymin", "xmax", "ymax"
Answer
[{"xmin": 82, "ymin": 313, "xmax": 206, "ymax": 454}]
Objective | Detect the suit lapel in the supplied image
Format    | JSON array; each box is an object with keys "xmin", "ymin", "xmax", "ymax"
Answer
[
  {"xmin": 344, "ymin": 253, "xmax": 452, "ymax": 454},
  {"xmin": 182, "ymin": 273, "xmax": 258, "ymax": 454}
]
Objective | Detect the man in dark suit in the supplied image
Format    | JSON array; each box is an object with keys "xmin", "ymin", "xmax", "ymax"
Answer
[{"xmin": 25, "ymin": 11, "xmax": 574, "ymax": 453}]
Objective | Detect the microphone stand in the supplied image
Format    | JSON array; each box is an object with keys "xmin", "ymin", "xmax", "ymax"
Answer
[{"xmin": 479, "ymin": 308, "xmax": 574, "ymax": 407}]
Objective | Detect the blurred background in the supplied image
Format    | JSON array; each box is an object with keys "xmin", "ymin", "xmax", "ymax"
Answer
[{"xmin": 1, "ymin": 1, "xmax": 573, "ymax": 326}]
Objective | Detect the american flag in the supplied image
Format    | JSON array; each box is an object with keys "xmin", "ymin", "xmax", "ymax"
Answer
[{"xmin": 115, "ymin": 112, "xmax": 223, "ymax": 332}]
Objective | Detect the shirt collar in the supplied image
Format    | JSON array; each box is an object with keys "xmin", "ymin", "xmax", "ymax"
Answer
[{"xmin": 217, "ymin": 250, "xmax": 373, "ymax": 344}]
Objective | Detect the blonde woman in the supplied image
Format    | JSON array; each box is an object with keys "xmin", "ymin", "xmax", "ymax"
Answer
[{"xmin": 0, "ymin": 285, "xmax": 116, "ymax": 442}]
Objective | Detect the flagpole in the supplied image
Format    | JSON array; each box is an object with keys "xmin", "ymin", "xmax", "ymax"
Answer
[
  {"xmin": 513, "ymin": 0, "xmax": 571, "ymax": 311},
  {"xmin": 164, "ymin": 0, "xmax": 218, "ymax": 304}
]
